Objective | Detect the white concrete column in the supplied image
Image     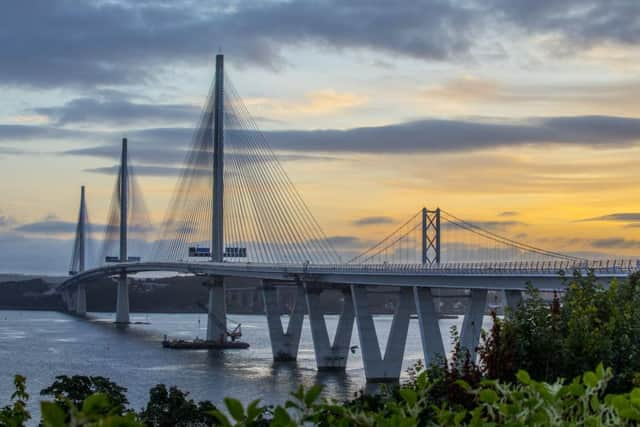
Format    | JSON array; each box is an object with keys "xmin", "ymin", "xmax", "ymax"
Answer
[
  {"xmin": 263, "ymin": 282, "xmax": 305, "ymax": 361},
  {"xmin": 206, "ymin": 277, "xmax": 226, "ymax": 342},
  {"xmin": 61, "ymin": 291, "xmax": 70, "ymax": 312},
  {"xmin": 115, "ymin": 273, "xmax": 130, "ymax": 323},
  {"xmin": 460, "ymin": 289, "xmax": 488, "ymax": 360},
  {"xmin": 67, "ymin": 290, "xmax": 77, "ymax": 313},
  {"xmin": 75, "ymin": 284, "xmax": 87, "ymax": 317},
  {"xmin": 413, "ymin": 287, "xmax": 445, "ymax": 365},
  {"xmin": 351, "ymin": 285, "xmax": 412, "ymax": 382},
  {"xmin": 305, "ymin": 286, "xmax": 354, "ymax": 370},
  {"xmin": 504, "ymin": 290, "xmax": 523, "ymax": 315}
]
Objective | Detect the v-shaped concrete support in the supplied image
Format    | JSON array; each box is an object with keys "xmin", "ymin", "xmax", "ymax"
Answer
[
  {"xmin": 351, "ymin": 285, "xmax": 412, "ymax": 382},
  {"xmin": 305, "ymin": 285, "xmax": 355, "ymax": 370},
  {"xmin": 504, "ymin": 289, "xmax": 523, "ymax": 314},
  {"xmin": 263, "ymin": 282, "xmax": 305, "ymax": 361},
  {"xmin": 460, "ymin": 289, "xmax": 488, "ymax": 360},
  {"xmin": 413, "ymin": 287, "xmax": 445, "ymax": 365}
]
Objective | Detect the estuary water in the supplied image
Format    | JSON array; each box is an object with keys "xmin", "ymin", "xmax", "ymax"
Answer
[{"xmin": 0, "ymin": 310, "xmax": 492, "ymax": 417}]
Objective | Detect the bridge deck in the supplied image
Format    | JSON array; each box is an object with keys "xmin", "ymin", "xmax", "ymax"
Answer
[{"xmin": 60, "ymin": 260, "xmax": 637, "ymax": 292}]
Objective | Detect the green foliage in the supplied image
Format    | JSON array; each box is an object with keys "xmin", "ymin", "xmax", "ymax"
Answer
[
  {"xmin": 434, "ymin": 364, "xmax": 640, "ymax": 426},
  {"xmin": 40, "ymin": 375, "xmax": 130, "ymax": 421},
  {"xmin": 139, "ymin": 384, "xmax": 219, "ymax": 427},
  {"xmin": 0, "ymin": 375, "xmax": 31, "ymax": 427},
  {"xmin": 41, "ymin": 393, "xmax": 142, "ymax": 427},
  {"xmin": 478, "ymin": 272, "xmax": 640, "ymax": 392}
]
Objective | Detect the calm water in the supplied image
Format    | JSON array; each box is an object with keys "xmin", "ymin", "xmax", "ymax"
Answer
[{"xmin": 0, "ymin": 310, "xmax": 492, "ymax": 419}]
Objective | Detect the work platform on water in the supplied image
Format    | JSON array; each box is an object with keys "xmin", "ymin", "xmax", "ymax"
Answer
[{"xmin": 162, "ymin": 337, "xmax": 249, "ymax": 350}]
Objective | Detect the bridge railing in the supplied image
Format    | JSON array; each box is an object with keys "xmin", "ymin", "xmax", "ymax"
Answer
[{"xmin": 300, "ymin": 259, "xmax": 639, "ymax": 275}]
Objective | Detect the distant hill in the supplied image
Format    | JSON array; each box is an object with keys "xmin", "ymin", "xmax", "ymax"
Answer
[{"xmin": 0, "ymin": 273, "xmax": 67, "ymax": 285}]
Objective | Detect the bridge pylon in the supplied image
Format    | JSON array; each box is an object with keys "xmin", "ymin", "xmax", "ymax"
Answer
[
  {"xmin": 206, "ymin": 53, "xmax": 228, "ymax": 341},
  {"xmin": 115, "ymin": 137, "xmax": 130, "ymax": 324},
  {"xmin": 68, "ymin": 185, "xmax": 88, "ymax": 316}
]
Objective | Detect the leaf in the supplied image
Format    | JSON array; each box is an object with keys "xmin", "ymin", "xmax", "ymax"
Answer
[
  {"xmin": 583, "ymin": 371, "xmax": 598, "ymax": 388},
  {"xmin": 272, "ymin": 406, "xmax": 293, "ymax": 426},
  {"xmin": 82, "ymin": 392, "xmax": 109, "ymax": 414},
  {"xmin": 455, "ymin": 380, "xmax": 472, "ymax": 392},
  {"xmin": 590, "ymin": 394, "xmax": 601, "ymax": 412},
  {"xmin": 224, "ymin": 397, "xmax": 245, "ymax": 422},
  {"xmin": 40, "ymin": 402, "xmax": 66, "ymax": 427},
  {"xmin": 399, "ymin": 389, "xmax": 417, "ymax": 406},
  {"xmin": 210, "ymin": 410, "xmax": 232, "ymax": 427},
  {"xmin": 516, "ymin": 370, "xmax": 531, "ymax": 385},
  {"xmin": 246, "ymin": 399, "xmax": 262, "ymax": 421},
  {"xmin": 304, "ymin": 385, "xmax": 323, "ymax": 407},
  {"xmin": 479, "ymin": 389, "xmax": 498, "ymax": 405}
]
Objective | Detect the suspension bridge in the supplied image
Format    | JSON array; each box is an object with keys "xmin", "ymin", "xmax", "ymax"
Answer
[{"xmin": 58, "ymin": 55, "xmax": 638, "ymax": 382}]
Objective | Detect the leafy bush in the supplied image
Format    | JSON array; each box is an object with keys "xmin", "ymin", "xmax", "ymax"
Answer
[
  {"xmin": 139, "ymin": 384, "xmax": 219, "ymax": 427},
  {"xmin": 478, "ymin": 272, "xmax": 640, "ymax": 392},
  {"xmin": 40, "ymin": 375, "xmax": 130, "ymax": 420},
  {"xmin": 0, "ymin": 375, "xmax": 30, "ymax": 427}
]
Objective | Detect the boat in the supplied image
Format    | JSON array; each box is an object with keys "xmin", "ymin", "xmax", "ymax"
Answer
[
  {"xmin": 161, "ymin": 322, "xmax": 249, "ymax": 350},
  {"xmin": 162, "ymin": 337, "xmax": 249, "ymax": 350}
]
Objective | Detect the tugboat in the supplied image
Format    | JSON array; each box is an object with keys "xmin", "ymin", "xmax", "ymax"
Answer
[{"xmin": 162, "ymin": 322, "xmax": 249, "ymax": 350}]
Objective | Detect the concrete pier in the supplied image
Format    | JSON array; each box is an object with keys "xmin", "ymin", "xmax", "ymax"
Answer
[
  {"xmin": 305, "ymin": 286, "xmax": 354, "ymax": 370},
  {"xmin": 460, "ymin": 289, "xmax": 488, "ymax": 359},
  {"xmin": 263, "ymin": 282, "xmax": 305, "ymax": 361},
  {"xmin": 413, "ymin": 287, "xmax": 445, "ymax": 365},
  {"xmin": 505, "ymin": 289, "xmax": 523, "ymax": 314},
  {"xmin": 351, "ymin": 285, "xmax": 412, "ymax": 382},
  {"xmin": 115, "ymin": 273, "xmax": 130, "ymax": 323},
  {"xmin": 206, "ymin": 277, "xmax": 227, "ymax": 342},
  {"xmin": 75, "ymin": 284, "xmax": 87, "ymax": 316}
]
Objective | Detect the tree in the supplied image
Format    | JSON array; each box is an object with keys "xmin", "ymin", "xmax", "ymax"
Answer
[
  {"xmin": 0, "ymin": 375, "xmax": 31, "ymax": 427},
  {"xmin": 139, "ymin": 384, "xmax": 218, "ymax": 427},
  {"xmin": 40, "ymin": 375, "xmax": 129, "ymax": 420}
]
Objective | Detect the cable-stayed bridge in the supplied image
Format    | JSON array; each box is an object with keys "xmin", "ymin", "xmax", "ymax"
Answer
[{"xmin": 59, "ymin": 55, "xmax": 638, "ymax": 382}]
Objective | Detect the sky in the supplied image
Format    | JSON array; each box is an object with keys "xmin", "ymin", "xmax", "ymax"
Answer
[{"xmin": 1, "ymin": 0, "xmax": 639, "ymax": 274}]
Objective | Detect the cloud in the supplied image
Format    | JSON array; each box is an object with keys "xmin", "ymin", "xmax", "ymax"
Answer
[
  {"xmin": 12, "ymin": 219, "xmax": 152, "ymax": 236},
  {"xmin": 352, "ymin": 216, "xmax": 395, "ymax": 226},
  {"xmin": 579, "ymin": 213, "xmax": 640, "ymax": 222},
  {"xmin": 35, "ymin": 98, "xmax": 200, "ymax": 126},
  {"xmin": 85, "ymin": 165, "xmax": 191, "ymax": 177},
  {"xmin": 442, "ymin": 220, "xmax": 525, "ymax": 231},
  {"xmin": 56, "ymin": 115, "xmax": 640, "ymax": 163},
  {"xmin": 0, "ymin": 0, "xmax": 478, "ymax": 87},
  {"xmin": 0, "ymin": 125, "xmax": 93, "ymax": 142},
  {"xmin": 0, "ymin": 233, "xmax": 74, "ymax": 275},
  {"xmin": 14, "ymin": 220, "xmax": 77, "ymax": 234},
  {"xmin": 312, "ymin": 235, "xmax": 375, "ymax": 249},
  {"xmin": 498, "ymin": 211, "xmax": 518, "ymax": 217},
  {"xmin": 263, "ymin": 116, "xmax": 640, "ymax": 154},
  {"xmin": 590, "ymin": 238, "xmax": 640, "ymax": 249},
  {"xmin": 2, "ymin": 0, "xmax": 637, "ymax": 88},
  {"xmin": 0, "ymin": 213, "xmax": 16, "ymax": 228},
  {"xmin": 488, "ymin": 0, "xmax": 640, "ymax": 51}
]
